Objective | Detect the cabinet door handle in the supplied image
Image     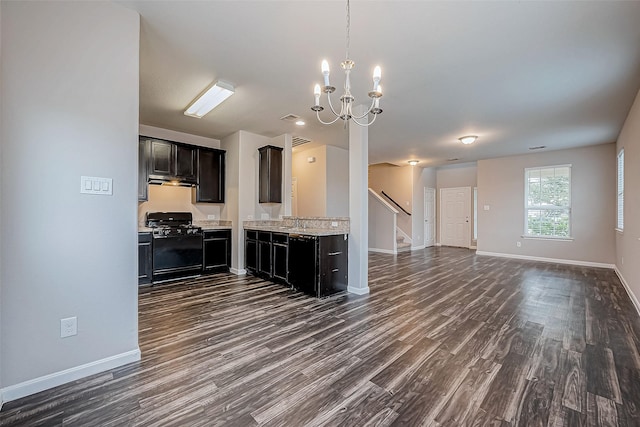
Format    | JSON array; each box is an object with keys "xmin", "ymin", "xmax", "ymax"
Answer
[
  {"xmin": 332, "ymin": 268, "xmax": 339, "ymax": 272},
  {"xmin": 328, "ymin": 251, "xmax": 342, "ymax": 256}
]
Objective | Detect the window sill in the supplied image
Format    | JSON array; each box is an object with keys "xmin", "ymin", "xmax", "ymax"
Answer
[{"xmin": 522, "ymin": 235, "xmax": 574, "ymax": 242}]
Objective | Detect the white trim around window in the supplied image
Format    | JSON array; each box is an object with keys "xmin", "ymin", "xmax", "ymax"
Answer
[
  {"xmin": 524, "ymin": 164, "xmax": 572, "ymax": 239},
  {"xmin": 617, "ymin": 149, "xmax": 624, "ymax": 232}
]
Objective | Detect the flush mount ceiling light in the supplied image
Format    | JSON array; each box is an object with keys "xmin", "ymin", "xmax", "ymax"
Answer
[
  {"xmin": 408, "ymin": 160, "xmax": 419, "ymax": 166},
  {"xmin": 295, "ymin": 120, "xmax": 306, "ymax": 126},
  {"xmin": 458, "ymin": 135, "xmax": 478, "ymax": 145},
  {"xmin": 311, "ymin": 0, "xmax": 384, "ymax": 127},
  {"xmin": 184, "ymin": 80, "xmax": 234, "ymax": 118}
]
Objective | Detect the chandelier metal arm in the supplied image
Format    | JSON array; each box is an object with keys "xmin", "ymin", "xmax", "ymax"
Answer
[
  {"xmin": 350, "ymin": 112, "xmax": 379, "ymax": 127},
  {"xmin": 315, "ymin": 109, "xmax": 343, "ymax": 125},
  {"xmin": 350, "ymin": 98, "xmax": 377, "ymax": 120},
  {"xmin": 326, "ymin": 92, "xmax": 341, "ymax": 118}
]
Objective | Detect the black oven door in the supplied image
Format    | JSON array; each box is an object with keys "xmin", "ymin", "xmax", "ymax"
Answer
[{"xmin": 152, "ymin": 234, "xmax": 203, "ymax": 280}]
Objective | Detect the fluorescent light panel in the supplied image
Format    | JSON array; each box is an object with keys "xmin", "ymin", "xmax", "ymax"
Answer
[{"xmin": 184, "ymin": 80, "xmax": 234, "ymax": 118}]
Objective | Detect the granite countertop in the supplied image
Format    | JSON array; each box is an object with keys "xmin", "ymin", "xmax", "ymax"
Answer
[{"xmin": 243, "ymin": 224, "xmax": 348, "ymax": 236}]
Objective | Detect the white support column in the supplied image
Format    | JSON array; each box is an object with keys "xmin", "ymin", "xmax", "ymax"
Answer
[{"xmin": 348, "ymin": 105, "xmax": 370, "ymax": 295}]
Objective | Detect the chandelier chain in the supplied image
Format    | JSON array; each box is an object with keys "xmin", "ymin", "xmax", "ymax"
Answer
[{"xmin": 345, "ymin": 0, "xmax": 350, "ymax": 60}]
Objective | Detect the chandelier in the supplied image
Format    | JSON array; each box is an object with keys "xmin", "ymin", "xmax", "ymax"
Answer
[{"xmin": 311, "ymin": 0, "xmax": 383, "ymax": 127}]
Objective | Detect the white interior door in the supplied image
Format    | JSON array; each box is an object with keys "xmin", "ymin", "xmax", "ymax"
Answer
[
  {"xmin": 440, "ymin": 187, "xmax": 471, "ymax": 248},
  {"xmin": 424, "ymin": 187, "xmax": 436, "ymax": 247}
]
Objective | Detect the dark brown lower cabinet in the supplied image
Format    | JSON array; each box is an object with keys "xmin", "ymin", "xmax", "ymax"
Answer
[
  {"xmin": 245, "ymin": 231, "xmax": 258, "ymax": 273},
  {"xmin": 272, "ymin": 233, "xmax": 288, "ymax": 283},
  {"xmin": 138, "ymin": 232, "xmax": 152, "ymax": 285},
  {"xmin": 203, "ymin": 230, "xmax": 231, "ymax": 273},
  {"xmin": 258, "ymin": 232, "xmax": 272, "ymax": 277},
  {"xmin": 244, "ymin": 230, "xmax": 348, "ymax": 297}
]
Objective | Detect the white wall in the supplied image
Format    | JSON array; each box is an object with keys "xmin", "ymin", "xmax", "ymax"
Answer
[
  {"xmin": 477, "ymin": 144, "xmax": 616, "ymax": 265},
  {"xmin": 326, "ymin": 145, "xmax": 349, "ymax": 217},
  {"xmin": 139, "ymin": 124, "xmax": 220, "ymax": 149},
  {"xmin": 411, "ymin": 166, "xmax": 437, "ymax": 249},
  {"xmin": 222, "ymin": 131, "xmax": 291, "ymax": 272},
  {"xmin": 1, "ymin": 0, "xmax": 140, "ymax": 399},
  {"xmin": 292, "ymin": 145, "xmax": 327, "ymax": 217},
  {"xmin": 221, "ymin": 132, "xmax": 241, "ymax": 271},
  {"xmin": 616, "ymin": 88, "xmax": 640, "ymax": 301},
  {"xmin": 368, "ymin": 190, "xmax": 397, "ymax": 253},
  {"xmin": 368, "ymin": 164, "xmax": 413, "ymax": 235},
  {"xmin": 137, "ymin": 125, "xmax": 223, "ymax": 224},
  {"xmin": 292, "ymin": 144, "xmax": 349, "ymax": 218}
]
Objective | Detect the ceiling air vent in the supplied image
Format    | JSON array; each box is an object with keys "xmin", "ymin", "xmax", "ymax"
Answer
[
  {"xmin": 280, "ymin": 113, "xmax": 301, "ymax": 122},
  {"xmin": 292, "ymin": 136, "xmax": 311, "ymax": 148}
]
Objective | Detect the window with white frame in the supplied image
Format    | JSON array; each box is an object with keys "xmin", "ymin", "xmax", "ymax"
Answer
[
  {"xmin": 617, "ymin": 149, "xmax": 624, "ymax": 230},
  {"xmin": 524, "ymin": 165, "xmax": 571, "ymax": 238}
]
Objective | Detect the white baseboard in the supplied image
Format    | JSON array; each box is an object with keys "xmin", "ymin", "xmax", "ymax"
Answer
[
  {"xmin": 347, "ymin": 286, "xmax": 370, "ymax": 295},
  {"xmin": 469, "ymin": 245, "xmax": 477, "ymax": 250},
  {"xmin": 435, "ymin": 243, "xmax": 442, "ymax": 247},
  {"xmin": 614, "ymin": 266, "xmax": 640, "ymax": 318},
  {"xmin": 368, "ymin": 248, "xmax": 396, "ymax": 254},
  {"xmin": 475, "ymin": 251, "xmax": 615, "ymax": 269},
  {"xmin": 230, "ymin": 268, "xmax": 247, "ymax": 275},
  {"xmin": 1, "ymin": 348, "xmax": 141, "ymax": 405},
  {"xmin": 411, "ymin": 244, "xmax": 426, "ymax": 251}
]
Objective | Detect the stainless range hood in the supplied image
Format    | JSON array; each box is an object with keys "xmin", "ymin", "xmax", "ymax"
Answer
[{"xmin": 148, "ymin": 176, "xmax": 196, "ymax": 187}]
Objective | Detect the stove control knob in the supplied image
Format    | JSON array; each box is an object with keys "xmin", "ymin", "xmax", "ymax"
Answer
[{"xmin": 163, "ymin": 229, "xmax": 170, "ymax": 236}]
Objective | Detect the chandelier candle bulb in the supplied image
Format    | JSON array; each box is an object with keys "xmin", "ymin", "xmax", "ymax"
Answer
[
  {"xmin": 373, "ymin": 66, "xmax": 381, "ymax": 91},
  {"xmin": 314, "ymin": 84, "xmax": 321, "ymax": 105},
  {"xmin": 322, "ymin": 60, "xmax": 331, "ymax": 87}
]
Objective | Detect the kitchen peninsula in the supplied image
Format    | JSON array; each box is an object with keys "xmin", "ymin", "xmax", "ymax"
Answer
[{"xmin": 244, "ymin": 217, "xmax": 349, "ymax": 298}]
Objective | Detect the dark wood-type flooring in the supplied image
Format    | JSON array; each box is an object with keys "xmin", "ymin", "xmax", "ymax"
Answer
[{"xmin": 2, "ymin": 247, "xmax": 640, "ymax": 426}]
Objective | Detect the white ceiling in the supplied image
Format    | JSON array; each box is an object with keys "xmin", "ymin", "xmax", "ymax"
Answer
[{"xmin": 119, "ymin": 0, "xmax": 640, "ymax": 167}]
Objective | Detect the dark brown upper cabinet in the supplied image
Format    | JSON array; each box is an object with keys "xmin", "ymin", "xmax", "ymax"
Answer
[
  {"xmin": 146, "ymin": 137, "xmax": 197, "ymax": 184},
  {"xmin": 192, "ymin": 148, "xmax": 225, "ymax": 203},
  {"xmin": 258, "ymin": 145, "xmax": 283, "ymax": 203},
  {"xmin": 138, "ymin": 138, "xmax": 149, "ymax": 201}
]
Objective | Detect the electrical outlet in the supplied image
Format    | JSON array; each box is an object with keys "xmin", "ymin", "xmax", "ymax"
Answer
[
  {"xmin": 60, "ymin": 317, "xmax": 77, "ymax": 338},
  {"xmin": 247, "ymin": 215, "xmax": 254, "ymax": 220},
  {"xmin": 207, "ymin": 214, "xmax": 216, "ymax": 220},
  {"xmin": 516, "ymin": 241, "xmax": 521, "ymax": 248},
  {"xmin": 331, "ymin": 221, "xmax": 338, "ymax": 227}
]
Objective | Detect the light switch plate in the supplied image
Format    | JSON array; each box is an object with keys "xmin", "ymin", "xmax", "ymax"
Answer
[{"xmin": 80, "ymin": 176, "xmax": 112, "ymax": 196}]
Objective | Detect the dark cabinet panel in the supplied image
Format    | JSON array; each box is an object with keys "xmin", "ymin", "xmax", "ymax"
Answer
[
  {"xmin": 245, "ymin": 236, "xmax": 258, "ymax": 272},
  {"xmin": 138, "ymin": 138, "xmax": 149, "ymax": 201},
  {"xmin": 257, "ymin": 231, "xmax": 272, "ymax": 277},
  {"xmin": 138, "ymin": 233, "xmax": 152, "ymax": 285},
  {"xmin": 149, "ymin": 140, "xmax": 173, "ymax": 176},
  {"xmin": 175, "ymin": 145, "xmax": 196, "ymax": 182},
  {"xmin": 193, "ymin": 148, "xmax": 225, "ymax": 203},
  {"xmin": 258, "ymin": 145, "xmax": 283, "ymax": 203},
  {"xmin": 203, "ymin": 230, "xmax": 230, "ymax": 272},
  {"xmin": 318, "ymin": 234, "xmax": 348, "ymax": 297},
  {"xmin": 272, "ymin": 233, "xmax": 288, "ymax": 283},
  {"xmin": 288, "ymin": 234, "xmax": 348, "ymax": 298}
]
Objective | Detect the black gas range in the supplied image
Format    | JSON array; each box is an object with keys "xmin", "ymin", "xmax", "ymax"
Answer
[{"xmin": 146, "ymin": 212, "xmax": 203, "ymax": 282}]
